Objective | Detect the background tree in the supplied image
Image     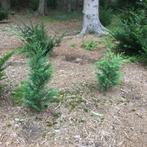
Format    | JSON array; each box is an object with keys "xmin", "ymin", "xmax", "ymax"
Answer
[
  {"xmin": 38, "ymin": 0, "xmax": 48, "ymax": 16},
  {"xmin": 81, "ymin": 0, "xmax": 106, "ymax": 35},
  {"xmin": 0, "ymin": 0, "xmax": 10, "ymax": 10}
]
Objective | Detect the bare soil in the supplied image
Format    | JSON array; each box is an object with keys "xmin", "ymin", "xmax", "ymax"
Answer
[{"xmin": 0, "ymin": 15, "xmax": 147, "ymax": 147}]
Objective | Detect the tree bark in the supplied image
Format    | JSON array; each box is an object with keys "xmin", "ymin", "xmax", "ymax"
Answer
[
  {"xmin": 38, "ymin": 0, "xmax": 48, "ymax": 16},
  {"xmin": 0, "ymin": 0, "xmax": 10, "ymax": 10},
  {"xmin": 80, "ymin": 0, "xmax": 107, "ymax": 36}
]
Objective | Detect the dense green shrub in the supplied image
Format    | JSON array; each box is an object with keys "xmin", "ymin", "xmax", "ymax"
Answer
[
  {"xmin": 0, "ymin": 52, "xmax": 13, "ymax": 91},
  {"xmin": 17, "ymin": 23, "xmax": 55, "ymax": 56},
  {"xmin": 15, "ymin": 43, "xmax": 56, "ymax": 111},
  {"xmin": 100, "ymin": 7, "xmax": 113, "ymax": 27},
  {"xmin": 96, "ymin": 50, "xmax": 124, "ymax": 92},
  {"xmin": 0, "ymin": 9, "xmax": 8, "ymax": 21},
  {"xmin": 113, "ymin": 10, "xmax": 147, "ymax": 56},
  {"xmin": 14, "ymin": 43, "xmax": 56, "ymax": 111},
  {"xmin": 82, "ymin": 40, "xmax": 98, "ymax": 51},
  {"xmin": 14, "ymin": 23, "xmax": 57, "ymax": 111}
]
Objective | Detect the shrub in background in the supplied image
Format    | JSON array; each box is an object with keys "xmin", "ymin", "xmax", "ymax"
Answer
[
  {"xmin": 82, "ymin": 40, "xmax": 98, "ymax": 51},
  {"xmin": 0, "ymin": 9, "xmax": 8, "ymax": 21},
  {"xmin": 96, "ymin": 50, "xmax": 124, "ymax": 92},
  {"xmin": 100, "ymin": 7, "xmax": 113, "ymax": 27},
  {"xmin": 113, "ymin": 9, "xmax": 147, "ymax": 56}
]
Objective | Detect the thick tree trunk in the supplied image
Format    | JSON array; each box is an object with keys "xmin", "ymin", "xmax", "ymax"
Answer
[
  {"xmin": 38, "ymin": 0, "xmax": 48, "ymax": 16},
  {"xmin": 0, "ymin": 0, "xmax": 10, "ymax": 10},
  {"xmin": 80, "ymin": 0, "xmax": 106, "ymax": 36}
]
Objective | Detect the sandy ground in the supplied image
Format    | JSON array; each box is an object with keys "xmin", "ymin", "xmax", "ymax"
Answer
[{"xmin": 0, "ymin": 15, "xmax": 147, "ymax": 147}]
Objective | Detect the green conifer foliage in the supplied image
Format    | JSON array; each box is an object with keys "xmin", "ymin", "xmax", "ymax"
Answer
[
  {"xmin": 15, "ymin": 23, "xmax": 57, "ymax": 111},
  {"xmin": 96, "ymin": 50, "xmax": 124, "ymax": 92}
]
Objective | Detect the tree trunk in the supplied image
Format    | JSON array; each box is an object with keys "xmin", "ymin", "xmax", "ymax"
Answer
[
  {"xmin": 0, "ymin": 0, "xmax": 10, "ymax": 10},
  {"xmin": 38, "ymin": 0, "xmax": 48, "ymax": 16},
  {"xmin": 67, "ymin": 0, "xmax": 72, "ymax": 12},
  {"xmin": 80, "ymin": 0, "xmax": 106, "ymax": 36}
]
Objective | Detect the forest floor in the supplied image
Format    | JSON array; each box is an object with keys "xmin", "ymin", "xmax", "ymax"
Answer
[{"xmin": 0, "ymin": 14, "xmax": 147, "ymax": 147}]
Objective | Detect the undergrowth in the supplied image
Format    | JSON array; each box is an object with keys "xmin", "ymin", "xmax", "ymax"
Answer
[{"xmin": 82, "ymin": 40, "xmax": 98, "ymax": 51}]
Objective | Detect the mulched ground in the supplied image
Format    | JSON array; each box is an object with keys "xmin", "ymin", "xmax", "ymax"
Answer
[{"xmin": 0, "ymin": 15, "xmax": 147, "ymax": 147}]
